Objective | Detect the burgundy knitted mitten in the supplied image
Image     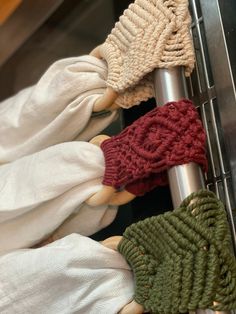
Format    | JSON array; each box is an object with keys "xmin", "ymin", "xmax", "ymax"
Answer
[{"xmin": 101, "ymin": 99, "xmax": 208, "ymax": 196}]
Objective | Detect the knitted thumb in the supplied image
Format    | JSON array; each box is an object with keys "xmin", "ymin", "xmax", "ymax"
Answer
[{"xmin": 118, "ymin": 190, "xmax": 236, "ymax": 313}]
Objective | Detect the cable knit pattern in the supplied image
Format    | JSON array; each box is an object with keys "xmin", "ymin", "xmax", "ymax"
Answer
[
  {"xmin": 118, "ymin": 190, "xmax": 236, "ymax": 313},
  {"xmin": 101, "ymin": 99, "xmax": 207, "ymax": 196},
  {"xmin": 100, "ymin": 0, "xmax": 195, "ymax": 97}
]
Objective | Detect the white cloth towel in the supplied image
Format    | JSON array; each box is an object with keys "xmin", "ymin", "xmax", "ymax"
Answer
[
  {"xmin": 0, "ymin": 234, "xmax": 134, "ymax": 314},
  {"xmin": 0, "ymin": 141, "xmax": 118, "ymax": 253},
  {"xmin": 0, "ymin": 55, "xmax": 118, "ymax": 163},
  {"xmin": 0, "ymin": 56, "xmax": 134, "ymax": 313},
  {"xmin": 0, "ymin": 55, "xmax": 121, "ymax": 253}
]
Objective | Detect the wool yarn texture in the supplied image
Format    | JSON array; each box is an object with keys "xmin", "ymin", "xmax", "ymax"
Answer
[
  {"xmin": 118, "ymin": 189, "xmax": 236, "ymax": 313},
  {"xmin": 101, "ymin": 99, "xmax": 207, "ymax": 196},
  {"xmin": 100, "ymin": 0, "xmax": 195, "ymax": 108}
]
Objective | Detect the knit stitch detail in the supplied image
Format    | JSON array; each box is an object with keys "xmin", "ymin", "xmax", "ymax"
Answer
[
  {"xmin": 101, "ymin": 99, "xmax": 207, "ymax": 196},
  {"xmin": 116, "ymin": 75, "xmax": 154, "ymax": 109},
  {"xmin": 100, "ymin": 0, "xmax": 195, "ymax": 94},
  {"xmin": 118, "ymin": 190, "xmax": 236, "ymax": 313}
]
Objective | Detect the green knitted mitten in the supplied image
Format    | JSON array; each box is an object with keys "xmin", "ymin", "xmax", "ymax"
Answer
[{"xmin": 118, "ymin": 190, "xmax": 236, "ymax": 314}]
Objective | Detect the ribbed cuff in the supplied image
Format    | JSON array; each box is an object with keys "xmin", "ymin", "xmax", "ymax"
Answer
[
  {"xmin": 100, "ymin": 42, "xmax": 123, "ymax": 92},
  {"xmin": 118, "ymin": 236, "xmax": 155, "ymax": 308},
  {"xmin": 101, "ymin": 139, "xmax": 127, "ymax": 189}
]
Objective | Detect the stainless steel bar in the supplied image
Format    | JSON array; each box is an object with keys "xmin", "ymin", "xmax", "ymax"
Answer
[
  {"xmin": 167, "ymin": 162, "xmax": 205, "ymax": 207},
  {"xmin": 201, "ymin": 102, "xmax": 218, "ymax": 179},
  {"xmin": 154, "ymin": 67, "xmax": 204, "ymax": 208},
  {"xmin": 153, "ymin": 67, "xmax": 188, "ymax": 109},
  {"xmin": 154, "ymin": 67, "xmax": 230, "ymax": 314}
]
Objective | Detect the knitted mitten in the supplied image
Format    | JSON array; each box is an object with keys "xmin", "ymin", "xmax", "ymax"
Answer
[
  {"xmin": 101, "ymin": 99, "xmax": 207, "ymax": 196},
  {"xmin": 118, "ymin": 190, "xmax": 236, "ymax": 313},
  {"xmin": 100, "ymin": 0, "xmax": 195, "ymax": 108}
]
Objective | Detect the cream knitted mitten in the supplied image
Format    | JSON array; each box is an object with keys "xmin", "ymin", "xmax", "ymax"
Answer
[{"xmin": 100, "ymin": 0, "xmax": 195, "ymax": 108}]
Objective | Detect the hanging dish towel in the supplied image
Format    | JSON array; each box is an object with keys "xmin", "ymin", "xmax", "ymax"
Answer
[
  {"xmin": 0, "ymin": 233, "xmax": 134, "ymax": 314},
  {"xmin": 0, "ymin": 55, "xmax": 119, "ymax": 163}
]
